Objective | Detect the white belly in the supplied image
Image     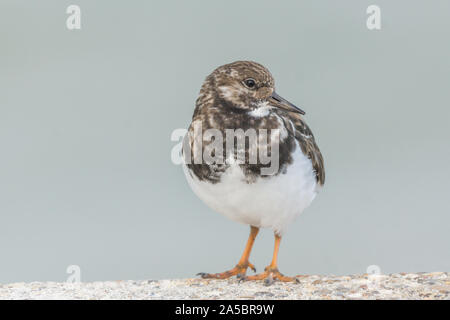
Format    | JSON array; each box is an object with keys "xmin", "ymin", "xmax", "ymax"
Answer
[{"xmin": 182, "ymin": 144, "xmax": 319, "ymax": 235}]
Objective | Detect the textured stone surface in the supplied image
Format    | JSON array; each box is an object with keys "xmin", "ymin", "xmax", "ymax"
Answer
[{"xmin": 0, "ymin": 272, "xmax": 449, "ymax": 300}]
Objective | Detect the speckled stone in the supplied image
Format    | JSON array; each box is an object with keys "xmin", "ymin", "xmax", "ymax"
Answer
[{"xmin": 0, "ymin": 272, "xmax": 448, "ymax": 300}]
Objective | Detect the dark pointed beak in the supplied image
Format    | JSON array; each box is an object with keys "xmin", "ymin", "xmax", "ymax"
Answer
[{"xmin": 268, "ymin": 92, "xmax": 305, "ymax": 115}]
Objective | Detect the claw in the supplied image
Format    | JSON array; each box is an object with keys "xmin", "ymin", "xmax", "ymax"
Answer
[
  {"xmin": 196, "ymin": 262, "xmax": 256, "ymax": 280},
  {"xmin": 244, "ymin": 266, "xmax": 297, "ymax": 283}
]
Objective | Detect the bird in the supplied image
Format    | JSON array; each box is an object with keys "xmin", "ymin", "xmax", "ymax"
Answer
[{"xmin": 181, "ymin": 61, "xmax": 325, "ymax": 284}]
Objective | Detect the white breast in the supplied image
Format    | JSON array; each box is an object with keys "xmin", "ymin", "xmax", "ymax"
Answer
[{"xmin": 182, "ymin": 142, "xmax": 319, "ymax": 235}]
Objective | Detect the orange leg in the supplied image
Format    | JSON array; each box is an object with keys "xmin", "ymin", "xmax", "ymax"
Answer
[
  {"xmin": 242, "ymin": 233, "xmax": 298, "ymax": 285},
  {"xmin": 197, "ymin": 226, "xmax": 259, "ymax": 279}
]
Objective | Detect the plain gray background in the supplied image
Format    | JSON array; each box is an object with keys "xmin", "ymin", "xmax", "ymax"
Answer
[{"xmin": 1, "ymin": 1, "xmax": 449, "ymax": 283}]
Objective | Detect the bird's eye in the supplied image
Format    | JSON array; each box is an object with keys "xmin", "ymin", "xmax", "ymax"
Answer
[{"xmin": 243, "ymin": 78, "xmax": 256, "ymax": 89}]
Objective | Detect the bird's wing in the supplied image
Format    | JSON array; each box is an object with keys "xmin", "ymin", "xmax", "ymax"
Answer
[{"xmin": 284, "ymin": 113, "xmax": 325, "ymax": 186}]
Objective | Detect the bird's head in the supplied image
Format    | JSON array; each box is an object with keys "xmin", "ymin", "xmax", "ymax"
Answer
[{"xmin": 200, "ymin": 61, "xmax": 304, "ymax": 115}]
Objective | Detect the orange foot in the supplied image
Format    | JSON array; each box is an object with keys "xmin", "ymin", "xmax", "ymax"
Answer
[
  {"xmin": 197, "ymin": 262, "xmax": 256, "ymax": 279},
  {"xmin": 241, "ymin": 266, "xmax": 299, "ymax": 285}
]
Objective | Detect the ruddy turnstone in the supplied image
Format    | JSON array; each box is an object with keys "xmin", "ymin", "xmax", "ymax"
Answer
[{"xmin": 182, "ymin": 61, "xmax": 325, "ymax": 283}]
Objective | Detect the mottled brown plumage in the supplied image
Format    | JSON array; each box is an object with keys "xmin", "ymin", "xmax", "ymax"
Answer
[{"xmin": 185, "ymin": 61, "xmax": 325, "ymax": 186}]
